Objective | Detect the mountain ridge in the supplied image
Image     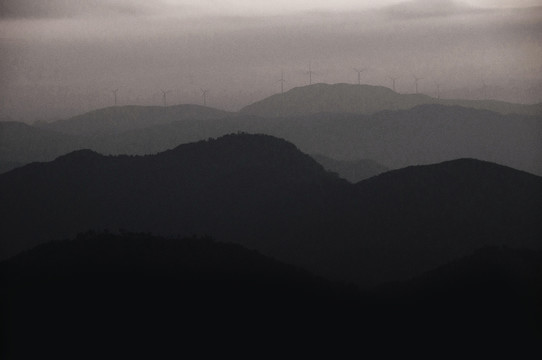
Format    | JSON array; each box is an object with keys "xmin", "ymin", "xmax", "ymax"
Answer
[
  {"xmin": 1, "ymin": 133, "xmax": 540, "ymax": 286},
  {"xmin": 3, "ymin": 231, "xmax": 540, "ymax": 356},
  {"xmin": 240, "ymin": 83, "xmax": 542, "ymax": 117},
  {"xmin": 34, "ymin": 104, "xmax": 234, "ymax": 135},
  {"xmin": 3, "ymin": 102, "xmax": 540, "ymax": 176}
]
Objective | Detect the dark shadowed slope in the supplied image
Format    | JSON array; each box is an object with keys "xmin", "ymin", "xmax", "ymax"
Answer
[
  {"xmin": 0, "ymin": 161, "xmax": 22, "ymax": 174},
  {"xmin": 2, "ymin": 233, "xmax": 540, "ymax": 357},
  {"xmin": 311, "ymin": 154, "xmax": 388, "ymax": 182},
  {"xmin": 240, "ymin": 83, "xmax": 542, "ymax": 117},
  {"xmin": 0, "ymin": 133, "xmax": 347, "ymax": 261},
  {"xmin": 0, "ymin": 232, "xmax": 357, "ymax": 358},
  {"xmin": 35, "ymin": 104, "xmax": 234, "ymax": 135},
  {"xmin": 343, "ymin": 158, "xmax": 542, "ymax": 284},
  {"xmin": 374, "ymin": 246, "xmax": 542, "ymax": 342},
  {"xmin": 0, "ymin": 231, "xmax": 336, "ymax": 295},
  {"xmin": 0, "ymin": 134, "xmax": 541, "ymax": 286}
]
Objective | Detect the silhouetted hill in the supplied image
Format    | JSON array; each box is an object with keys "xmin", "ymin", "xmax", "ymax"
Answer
[
  {"xmin": 373, "ymin": 246, "xmax": 542, "ymax": 342},
  {"xmin": 0, "ymin": 161, "xmax": 22, "ymax": 174},
  {"xmin": 0, "ymin": 133, "xmax": 348, "ymax": 262},
  {"xmin": 0, "ymin": 231, "xmax": 336, "ymax": 294},
  {"xmin": 311, "ymin": 154, "xmax": 388, "ymax": 182},
  {"xmin": 343, "ymin": 158, "xmax": 542, "ymax": 284},
  {"xmin": 240, "ymin": 83, "xmax": 542, "ymax": 117},
  {"xmin": 1, "ymin": 134, "xmax": 541, "ymax": 287},
  {"xmin": 264, "ymin": 104, "xmax": 542, "ymax": 176},
  {"xmin": 0, "ymin": 231, "xmax": 359, "ymax": 357},
  {"xmin": 3, "ymin": 104, "xmax": 541, "ymax": 176},
  {"xmin": 409, "ymin": 246, "xmax": 542, "ymax": 306},
  {"xmin": 100, "ymin": 104, "xmax": 542, "ymax": 176},
  {"xmin": 2, "ymin": 233, "xmax": 540, "ymax": 357},
  {"xmin": 0, "ymin": 121, "xmax": 83, "ymax": 165},
  {"xmin": 35, "ymin": 104, "xmax": 233, "ymax": 135}
]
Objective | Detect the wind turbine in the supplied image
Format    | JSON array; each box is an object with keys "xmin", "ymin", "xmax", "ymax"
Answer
[
  {"xmin": 307, "ymin": 62, "xmax": 314, "ymax": 85},
  {"xmin": 434, "ymin": 81, "xmax": 441, "ymax": 99},
  {"xmin": 161, "ymin": 89, "xmax": 171, "ymax": 107},
  {"xmin": 354, "ymin": 68, "xmax": 367, "ymax": 85},
  {"xmin": 112, "ymin": 89, "xmax": 119, "ymax": 106},
  {"xmin": 278, "ymin": 70, "xmax": 286, "ymax": 95},
  {"xmin": 201, "ymin": 89, "xmax": 209, "ymax": 106},
  {"xmin": 413, "ymin": 75, "xmax": 423, "ymax": 94},
  {"xmin": 389, "ymin": 76, "xmax": 399, "ymax": 92},
  {"xmin": 480, "ymin": 78, "xmax": 488, "ymax": 100}
]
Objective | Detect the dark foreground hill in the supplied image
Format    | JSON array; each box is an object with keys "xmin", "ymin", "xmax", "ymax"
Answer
[
  {"xmin": 0, "ymin": 161, "xmax": 22, "ymax": 174},
  {"xmin": 1, "ymin": 232, "xmax": 540, "ymax": 357},
  {"xmin": 374, "ymin": 246, "xmax": 542, "ymax": 343},
  {"xmin": 311, "ymin": 154, "xmax": 389, "ymax": 182},
  {"xmin": 240, "ymin": 83, "xmax": 542, "ymax": 117},
  {"xmin": 0, "ymin": 232, "xmax": 354, "ymax": 358},
  {"xmin": 1, "ymin": 134, "xmax": 541, "ymax": 286},
  {"xmin": 0, "ymin": 133, "xmax": 347, "ymax": 261}
]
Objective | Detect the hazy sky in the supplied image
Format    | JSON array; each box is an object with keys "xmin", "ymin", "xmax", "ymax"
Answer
[{"xmin": 1, "ymin": 0, "xmax": 541, "ymax": 121}]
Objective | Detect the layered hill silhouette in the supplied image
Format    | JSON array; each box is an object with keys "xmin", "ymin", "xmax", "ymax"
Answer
[
  {"xmin": 0, "ymin": 134, "xmax": 347, "ymax": 263},
  {"xmin": 0, "ymin": 121, "xmax": 83, "ymax": 164},
  {"xmin": 2, "ymin": 232, "xmax": 540, "ymax": 357},
  {"xmin": 0, "ymin": 231, "xmax": 354, "ymax": 357},
  {"xmin": 0, "ymin": 161, "xmax": 22, "ymax": 174},
  {"xmin": 373, "ymin": 246, "xmax": 542, "ymax": 341},
  {"xmin": 1, "ymin": 134, "xmax": 541, "ymax": 286},
  {"xmin": 2, "ymin": 103, "xmax": 540, "ymax": 176},
  {"xmin": 240, "ymin": 83, "xmax": 542, "ymax": 117},
  {"xmin": 310, "ymin": 154, "xmax": 388, "ymax": 182},
  {"xmin": 34, "ymin": 104, "xmax": 233, "ymax": 135}
]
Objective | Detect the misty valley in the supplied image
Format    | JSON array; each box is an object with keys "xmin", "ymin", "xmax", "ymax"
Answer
[{"xmin": 1, "ymin": 83, "xmax": 542, "ymax": 356}]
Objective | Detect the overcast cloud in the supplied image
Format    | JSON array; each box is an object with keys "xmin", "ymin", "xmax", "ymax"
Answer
[
  {"xmin": 1, "ymin": 0, "xmax": 541, "ymax": 121},
  {"xmin": 0, "ymin": 0, "xmax": 160, "ymax": 19}
]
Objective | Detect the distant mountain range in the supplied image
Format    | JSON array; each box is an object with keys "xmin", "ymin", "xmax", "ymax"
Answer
[
  {"xmin": 240, "ymin": 83, "xmax": 542, "ymax": 117},
  {"xmin": 2, "ymin": 103, "xmax": 540, "ymax": 176},
  {"xmin": 34, "ymin": 104, "xmax": 234, "ymax": 135},
  {"xmin": 1, "ymin": 134, "xmax": 540, "ymax": 286},
  {"xmin": 0, "ymin": 121, "xmax": 83, "ymax": 164},
  {"xmin": 3, "ymin": 84, "xmax": 541, "ymax": 355}
]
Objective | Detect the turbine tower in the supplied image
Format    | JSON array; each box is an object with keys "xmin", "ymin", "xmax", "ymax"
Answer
[
  {"xmin": 434, "ymin": 81, "xmax": 441, "ymax": 99},
  {"xmin": 354, "ymin": 68, "xmax": 367, "ymax": 85},
  {"xmin": 201, "ymin": 89, "xmax": 209, "ymax": 106},
  {"xmin": 413, "ymin": 75, "xmax": 423, "ymax": 94},
  {"xmin": 278, "ymin": 70, "xmax": 286, "ymax": 95},
  {"xmin": 112, "ymin": 89, "xmax": 119, "ymax": 106},
  {"xmin": 161, "ymin": 89, "xmax": 171, "ymax": 107},
  {"xmin": 307, "ymin": 62, "xmax": 314, "ymax": 85},
  {"xmin": 389, "ymin": 76, "xmax": 399, "ymax": 92},
  {"xmin": 480, "ymin": 79, "xmax": 488, "ymax": 100}
]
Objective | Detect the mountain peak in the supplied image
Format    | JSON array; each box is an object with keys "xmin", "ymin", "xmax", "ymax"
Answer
[
  {"xmin": 158, "ymin": 133, "xmax": 335, "ymax": 183},
  {"xmin": 240, "ymin": 83, "xmax": 541, "ymax": 117},
  {"xmin": 240, "ymin": 83, "xmax": 406, "ymax": 117},
  {"xmin": 55, "ymin": 149, "xmax": 104, "ymax": 162}
]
